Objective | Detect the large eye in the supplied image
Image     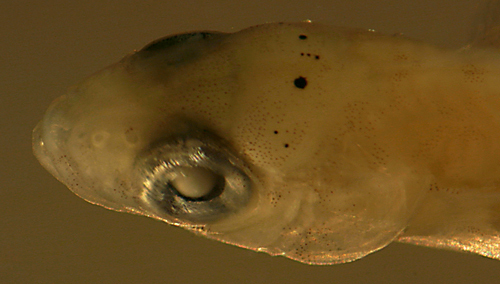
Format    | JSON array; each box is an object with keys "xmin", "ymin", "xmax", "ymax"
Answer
[{"xmin": 136, "ymin": 134, "xmax": 252, "ymax": 224}]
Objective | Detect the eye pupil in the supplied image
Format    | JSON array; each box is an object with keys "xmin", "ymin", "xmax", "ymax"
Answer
[{"xmin": 170, "ymin": 167, "xmax": 222, "ymax": 200}]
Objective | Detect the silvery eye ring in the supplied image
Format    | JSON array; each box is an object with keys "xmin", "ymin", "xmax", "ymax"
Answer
[{"xmin": 136, "ymin": 134, "xmax": 252, "ymax": 224}]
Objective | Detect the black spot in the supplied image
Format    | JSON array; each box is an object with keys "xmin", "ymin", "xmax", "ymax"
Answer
[
  {"xmin": 300, "ymin": 53, "xmax": 304, "ymax": 56},
  {"xmin": 299, "ymin": 35, "xmax": 307, "ymax": 40},
  {"xmin": 315, "ymin": 55, "xmax": 320, "ymax": 59},
  {"xmin": 294, "ymin": 76, "xmax": 308, "ymax": 89},
  {"xmin": 274, "ymin": 131, "xmax": 278, "ymax": 134},
  {"xmin": 284, "ymin": 144, "xmax": 289, "ymax": 148}
]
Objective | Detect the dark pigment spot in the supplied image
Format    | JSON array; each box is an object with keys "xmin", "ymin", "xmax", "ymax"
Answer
[
  {"xmin": 274, "ymin": 131, "xmax": 279, "ymax": 134},
  {"xmin": 299, "ymin": 34, "xmax": 307, "ymax": 40},
  {"xmin": 300, "ymin": 53, "xmax": 320, "ymax": 60},
  {"xmin": 284, "ymin": 144, "xmax": 290, "ymax": 148},
  {"xmin": 294, "ymin": 76, "xmax": 308, "ymax": 89}
]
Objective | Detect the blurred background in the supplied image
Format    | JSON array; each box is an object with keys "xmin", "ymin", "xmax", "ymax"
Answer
[{"xmin": 2, "ymin": 0, "xmax": 500, "ymax": 283}]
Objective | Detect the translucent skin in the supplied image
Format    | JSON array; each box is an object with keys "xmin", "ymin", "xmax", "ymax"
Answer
[{"xmin": 33, "ymin": 22, "xmax": 500, "ymax": 264}]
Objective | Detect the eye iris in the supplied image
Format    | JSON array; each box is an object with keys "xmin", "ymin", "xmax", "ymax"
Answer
[
  {"xmin": 137, "ymin": 134, "xmax": 253, "ymax": 224},
  {"xmin": 171, "ymin": 167, "xmax": 219, "ymax": 199}
]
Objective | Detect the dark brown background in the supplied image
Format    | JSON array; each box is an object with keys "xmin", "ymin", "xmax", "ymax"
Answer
[{"xmin": 2, "ymin": 0, "xmax": 500, "ymax": 283}]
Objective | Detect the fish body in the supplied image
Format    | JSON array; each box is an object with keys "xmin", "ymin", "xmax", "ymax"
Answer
[{"xmin": 34, "ymin": 22, "xmax": 500, "ymax": 264}]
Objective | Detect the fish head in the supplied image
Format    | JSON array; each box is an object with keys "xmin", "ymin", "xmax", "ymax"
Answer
[{"xmin": 33, "ymin": 23, "xmax": 428, "ymax": 264}]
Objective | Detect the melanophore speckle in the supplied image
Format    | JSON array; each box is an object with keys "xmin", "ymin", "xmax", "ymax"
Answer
[{"xmin": 294, "ymin": 76, "xmax": 308, "ymax": 89}]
